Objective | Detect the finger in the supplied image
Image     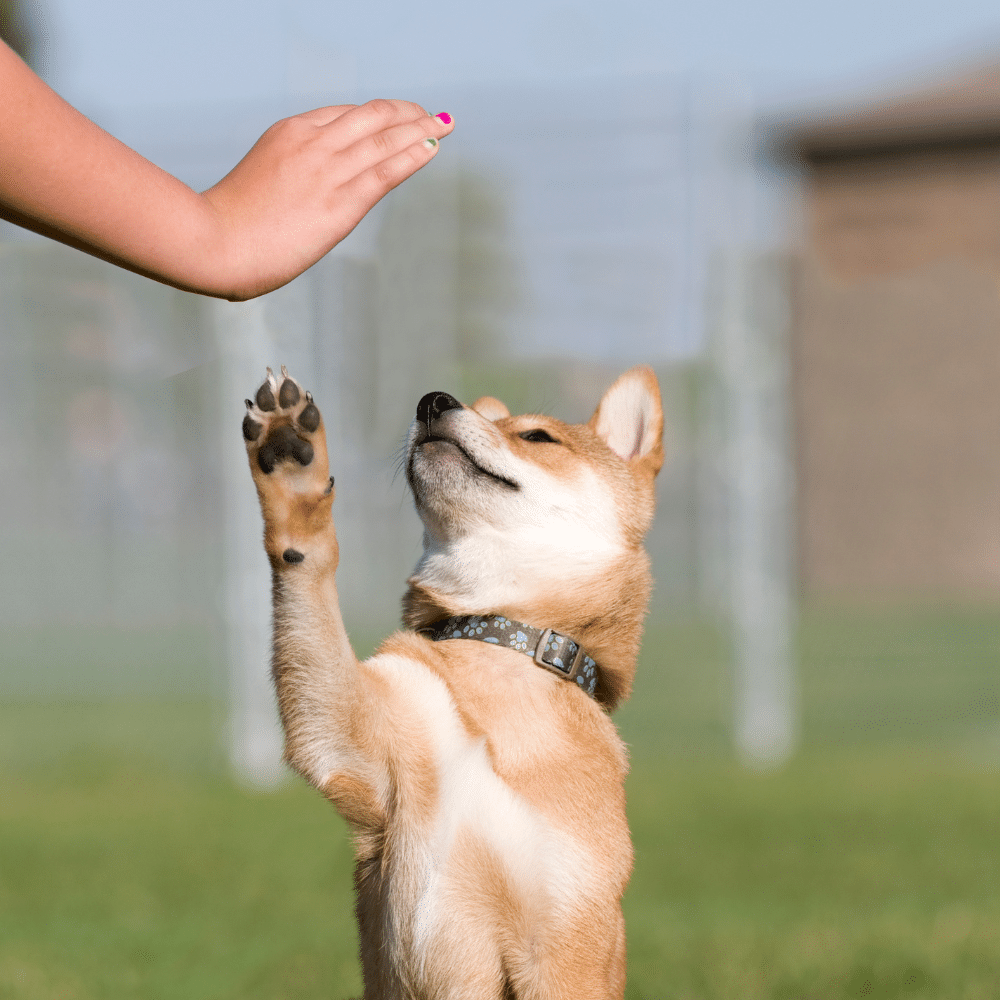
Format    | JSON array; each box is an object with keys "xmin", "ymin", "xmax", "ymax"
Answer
[
  {"xmin": 292, "ymin": 104, "xmax": 359, "ymax": 126},
  {"xmin": 335, "ymin": 136, "xmax": 443, "ymax": 218},
  {"xmin": 322, "ymin": 98, "xmax": 433, "ymax": 143},
  {"xmin": 330, "ymin": 112, "xmax": 455, "ymax": 183}
]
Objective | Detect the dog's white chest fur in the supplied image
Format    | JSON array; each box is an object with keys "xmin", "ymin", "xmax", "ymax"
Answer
[{"xmin": 371, "ymin": 654, "xmax": 593, "ymax": 968}]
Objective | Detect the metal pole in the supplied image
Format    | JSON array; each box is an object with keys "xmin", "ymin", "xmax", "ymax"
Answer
[
  {"xmin": 212, "ymin": 297, "xmax": 287, "ymax": 789},
  {"xmin": 721, "ymin": 252, "xmax": 797, "ymax": 767}
]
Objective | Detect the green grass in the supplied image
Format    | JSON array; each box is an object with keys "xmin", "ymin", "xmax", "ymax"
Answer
[
  {"xmin": 1, "ymin": 606, "xmax": 999, "ymax": 998},
  {"xmin": 0, "ymin": 759, "xmax": 361, "ymax": 999},
  {"xmin": 624, "ymin": 754, "xmax": 1000, "ymax": 999}
]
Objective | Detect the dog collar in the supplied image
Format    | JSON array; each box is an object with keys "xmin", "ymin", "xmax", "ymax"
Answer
[{"xmin": 418, "ymin": 615, "xmax": 599, "ymax": 698}]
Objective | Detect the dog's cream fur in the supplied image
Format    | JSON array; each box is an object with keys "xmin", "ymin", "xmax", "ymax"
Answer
[{"xmin": 243, "ymin": 366, "xmax": 664, "ymax": 999}]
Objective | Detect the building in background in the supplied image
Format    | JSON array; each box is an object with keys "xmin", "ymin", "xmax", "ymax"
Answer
[{"xmin": 780, "ymin": 64, "xmax": 1000, "ymax": 601}]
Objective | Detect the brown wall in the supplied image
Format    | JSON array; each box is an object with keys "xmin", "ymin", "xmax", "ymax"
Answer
[{"xmin": 794, "ymin": 143, "xmax": 1000, "ymax": 599}]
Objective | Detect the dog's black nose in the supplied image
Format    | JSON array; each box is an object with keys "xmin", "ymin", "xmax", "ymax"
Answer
[{"xmin": 416, "ymin": 391, "xmax": 463, "ymax": 426}]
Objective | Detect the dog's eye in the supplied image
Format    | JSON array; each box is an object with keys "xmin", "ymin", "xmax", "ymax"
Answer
[{"xmin": 519, "ymin": 429, "xmax": 558, "ymax": 444}]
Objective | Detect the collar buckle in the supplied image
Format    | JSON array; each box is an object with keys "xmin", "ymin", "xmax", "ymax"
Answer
[{"xmin": 533, "ymin": 627, "xmax": 583, "ymax": 681}]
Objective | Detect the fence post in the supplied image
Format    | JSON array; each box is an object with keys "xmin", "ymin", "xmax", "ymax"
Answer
[
  {"xmin": 719, "ymin": 252, "xmax": 797, "ymax": 767},
  {"xmin": 211, "ymin": 297, "xmax": 287, "ymax": 789}
]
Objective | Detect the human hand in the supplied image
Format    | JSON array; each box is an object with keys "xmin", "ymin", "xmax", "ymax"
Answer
[
  {"xmin": 0, "ymin": 40, "xmax": 452, "ymax": 301},
  {"xmin": 201, "ymin": 101, "xmax": 454, "ymax": 300}
]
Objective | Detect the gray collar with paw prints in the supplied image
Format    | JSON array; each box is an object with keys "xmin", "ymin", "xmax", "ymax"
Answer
[{"xmin": 417, "ymin": 615, "xmax": 599, "ymax": 698}]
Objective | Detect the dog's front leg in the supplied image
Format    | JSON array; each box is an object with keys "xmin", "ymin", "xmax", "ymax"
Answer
[{"xmin": 241, "ymin": 369, "xmax": 383, "ymax": 814}]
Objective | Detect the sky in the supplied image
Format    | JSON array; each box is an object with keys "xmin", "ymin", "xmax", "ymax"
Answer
[
  {"xmin": 38, "ymin": 0, "xmax": 1000, "ymax": 115},
  {"xmin": 19, "ymin": 0, "xmax": 1000, "ymax": 361}
]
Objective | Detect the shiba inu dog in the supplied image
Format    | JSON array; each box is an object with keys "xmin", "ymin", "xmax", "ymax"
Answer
[{"xmin": 241, "ymin": 365, "xmax": 663, "ymax": 999}]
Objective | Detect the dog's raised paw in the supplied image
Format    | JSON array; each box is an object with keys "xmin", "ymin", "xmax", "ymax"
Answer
[{"xmin": 243, "ymin": 366, "xmax": 323, "ymax": 475}]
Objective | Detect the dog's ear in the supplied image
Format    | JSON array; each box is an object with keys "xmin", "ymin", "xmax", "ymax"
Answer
[
  {"xmin": 471, "ymin": 396, "xmax": 510, "ymax": 421},
  {"xmin": 589, "ymin": 366, "xmax": 664, "ymax": 476}
]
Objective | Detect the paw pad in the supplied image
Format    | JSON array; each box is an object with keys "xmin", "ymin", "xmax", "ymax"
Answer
[
  {"xmin": 299, "ymin": 403, "xmax": 320, "ymax": 432},
  {"xmin": 243, "ymin": 367, "xmax": 321, "ymax": 475},
  {"xmin": 242, "ymin": 411, "xmax": 263, "ymax": 442},
  {"xmin": 255, "ymin": 382, "xmax": 276, "ymax": 412},
  {"xmin": 257, "ymin": 424, "xmax": 314, "ymax": 474},
  {"xmin": 278, "ymin": 380, "xmax": 300, "ymax": 408}
]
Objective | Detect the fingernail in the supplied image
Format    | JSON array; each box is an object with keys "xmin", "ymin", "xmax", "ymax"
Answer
[
  {"xmin": 422, "ymin": 137, "xmax": 438, "ymax": 150},
  {"xmin": 435, "ymin": 112, "xmax": 453, "ymax": 125}
]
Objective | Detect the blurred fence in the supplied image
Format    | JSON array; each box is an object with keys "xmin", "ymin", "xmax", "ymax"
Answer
[{"xmin": 0, "ymin": 76, "xmax": 798, "ymax": 777}]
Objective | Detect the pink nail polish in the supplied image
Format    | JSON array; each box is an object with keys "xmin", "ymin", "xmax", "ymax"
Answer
[{"xmin": 435, "ymin": 112, "xmax": 452, "ymax": 125}]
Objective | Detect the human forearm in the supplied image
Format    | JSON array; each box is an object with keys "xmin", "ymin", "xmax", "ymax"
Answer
[{"xmin": 0, "ymin": 42, "xmax": 231, "ymax": 293}]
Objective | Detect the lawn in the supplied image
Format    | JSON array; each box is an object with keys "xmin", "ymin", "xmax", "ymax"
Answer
[{"xmin": 1, "ymin": 606, "xmax": 998, "ymax": 999}]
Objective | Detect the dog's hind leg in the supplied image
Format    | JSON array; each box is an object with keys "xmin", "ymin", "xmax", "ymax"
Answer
[{"xmin": 242, "ymin": 368, "xmax": 383, "ymax": 816}]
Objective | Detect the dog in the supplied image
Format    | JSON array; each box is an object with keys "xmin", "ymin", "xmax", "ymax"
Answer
[{"xmin": 241, "ymin": 365, "xmax": 664, "ymax": 999}]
